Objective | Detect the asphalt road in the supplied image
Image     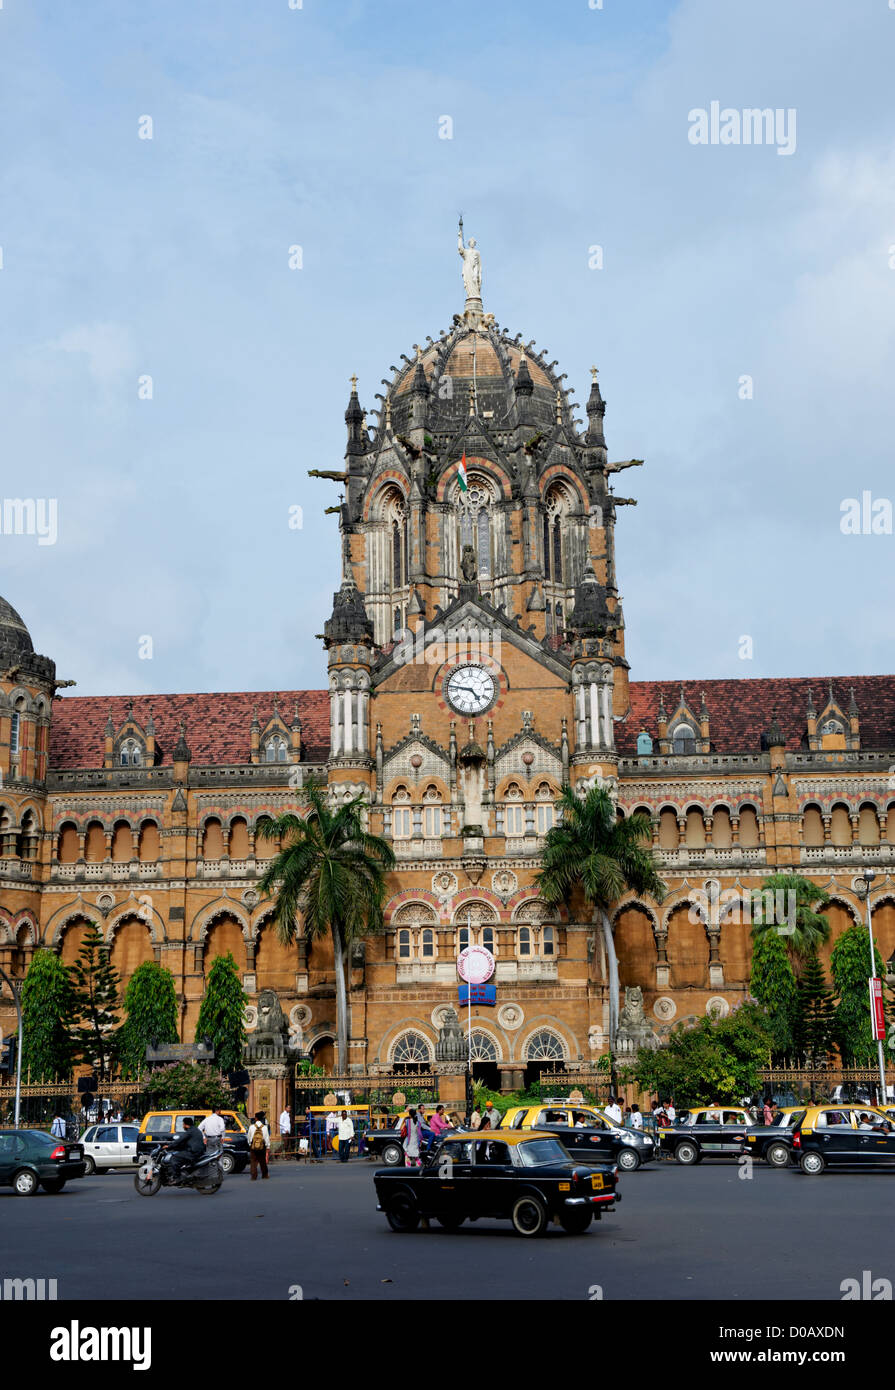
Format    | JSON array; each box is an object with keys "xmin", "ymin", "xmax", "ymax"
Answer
[{"xmin": 2, "ymin": 1155, "xmax": 891, "ymax": 1301}]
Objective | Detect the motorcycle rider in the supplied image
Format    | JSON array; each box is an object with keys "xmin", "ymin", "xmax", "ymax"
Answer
[{"xmin": 164, "ymin": 1116, "xmax": 206, "ymax": 1181}]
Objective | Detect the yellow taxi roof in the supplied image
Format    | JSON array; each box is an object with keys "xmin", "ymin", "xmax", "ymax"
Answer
[{"xmin": 445, "ymin": 1129, "xmax": 559, "ymax": 1146}]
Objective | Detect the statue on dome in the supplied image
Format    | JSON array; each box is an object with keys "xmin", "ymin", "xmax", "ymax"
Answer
[{"xmin": 458, "ymin": 217, "xmax": 482, "ymax": 301}]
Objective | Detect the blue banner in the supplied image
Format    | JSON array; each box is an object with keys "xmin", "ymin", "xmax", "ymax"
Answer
[{"xmin": 458, "ymin": 983, "xmax": 496, "ymax": 1006}]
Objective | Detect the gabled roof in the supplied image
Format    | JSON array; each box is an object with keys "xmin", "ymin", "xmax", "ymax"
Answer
[
  {"xmin": 49, "ymin": 691, "xmax": 331, "ymax": 770},
  {"xmin": 619, "ymin": 675, "xmax": 895, "ymax": 756}
]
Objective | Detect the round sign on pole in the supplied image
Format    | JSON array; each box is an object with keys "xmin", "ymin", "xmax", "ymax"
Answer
[{"xmin": 457, "ymin": 945, "xmax": 495, "ymax": 984}]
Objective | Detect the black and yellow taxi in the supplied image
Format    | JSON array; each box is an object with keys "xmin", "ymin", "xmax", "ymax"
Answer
[
  {"xmin": 792, "ymin": 1104, "xmax": 895, "ymax": 1175},
  {"xmin": 137, "ymin": 1110, "xmax": 249, "ymax": 1174},
  {"xmin": 374, "ymin": 1128, "xmax": 620, "ymax": 1237},
  {"xmin": 656, "ymin": 1104, "xmax": 755, "ymax": 1164},
  {"xmin": 743, "ymin": 1106, "xmax": 806, "ymax": 1167},
  {"xmin": 499, "ymin": 1103, "xmax": 654, "ymax": 1171}
]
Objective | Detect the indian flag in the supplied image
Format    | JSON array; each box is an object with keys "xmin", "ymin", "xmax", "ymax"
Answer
[{"xmin": 458, "ymin": 453, "xmax": 468, "ymax": 492}]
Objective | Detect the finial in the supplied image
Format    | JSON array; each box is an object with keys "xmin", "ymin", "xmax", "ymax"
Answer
[
  {"xmin": 591, "ymin": 365, "xmax": 598, "ymax": 381},
  {"xmin": 555, "ymin": 389, "xmax": 563, "ymax": 425},
  {"xmin": 414, "ymin": 344, "xmax": 422, "ymax": 359},
  {"xmin": 468, "ymin": 382, "xmax": 476, "ymax": 416},
  {"xmin": 384, "ymin": 397, "xmax": 392, "ymax": 432},
  {"xmin": 349, "ymin": 373, "xmax": 358, "ymax": 393}
]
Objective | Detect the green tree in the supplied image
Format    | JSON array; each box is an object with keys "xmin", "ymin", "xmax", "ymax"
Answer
[
  {"xmin": 20, "ymin": 948, "xmax": 76, "ymax": 1082},
  {"xmin": 69, "ymin": 922, "xmax": 121, "ymax": 1081},
  {"xmin": 536, "ymin": 784, "xmax": 665, "ymax": 1046},
  {"xmin": 195, "ymin": 953, "xmax": 247, "ymax": 1074},
  {"xmin": 751, "ymin": 873, "xmax": 831, "ymax": 970},
  {"xmin": 142, "ymin": 1062, "xmax": 232, "ymax": 1111},
  {"xmin": 634, "ymin": 1003, "xmax": 773, "ymax": 1106},
  {"xmin": 117, "ymin": 961, "xmax": 179, "ymax": 1080},
  {"xmin": 256, "ymin": 777, "xmax": 395, "ymax": 1072},
  {"xmin": 831, "ymin": 923, "xmax": 884, "ymax": 1066},
  {"xmin": 749, "ymin": 929, "xmax": 798, "ymax": 1060},
  {"xmin": 793, "ymin": 948, "xmax": 837, "ymax": 1068}
]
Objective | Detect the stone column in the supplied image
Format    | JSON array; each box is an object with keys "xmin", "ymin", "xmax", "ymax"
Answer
[
  {"xmin": 246, "ymin": 1061, "xmax": 292, "ymax": 1156},
  {"xmin": 434, "ymin": 1062, "xmax": 468, "ymax": 1111},
  {"xmin": 589, "ymin": 682, "xmax": 600, "ymax": 748}
]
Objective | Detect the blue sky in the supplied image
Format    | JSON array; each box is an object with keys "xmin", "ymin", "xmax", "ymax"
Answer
[{"xmin": 1, "ymin": 0, "xmax": 893, "ymax": 697}]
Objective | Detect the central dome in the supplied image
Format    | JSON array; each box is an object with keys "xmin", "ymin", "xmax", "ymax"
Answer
[{"xmin": 385, "ymin": 322, "xmax": 577, "ymax": 440}]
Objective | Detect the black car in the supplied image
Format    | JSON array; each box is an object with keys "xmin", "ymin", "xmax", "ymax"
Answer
[
  {"xmin": 744, "ymin": 1108, "xmax": 806, "ymax": 1167},
  {"xmin": 0, "ymin": 1128, "xmax": 86, "ymax": 1195},
  {"xmin": 657, "ymin": 1107, "xmax": 753, "ymax": 1165},
  {"xmin": 374, "ymin": 1129, "xmax": 620, "ymax": 1237}
]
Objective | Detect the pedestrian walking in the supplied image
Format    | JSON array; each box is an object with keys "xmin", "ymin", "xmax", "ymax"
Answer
[
  {"xmin": 763, "ymin": 1099, "xmax": 774, "ymax": 1126},
  {"xmin": 247, "ymin": 1111, "xmax": 270, "ymax": 1180},
  {"xmin": 279, "ymin": 1105, "xmax": 292, "ymax": 1157},
  {"xmin": 337, "ymin": 1109, "xmax": 354, "ymax": 1162},
  {"xmin": 50, "ymin": 1113, "xmax": 66, "ymax": 1139},
  {"xmin": 605, "ymin": 1096, "xmax": 623, "ymax": 1125},
  {"xmin": 199, "ymin": 1104, "xmax": 226, "ymax": 1156},
  {"xmin": 400, "ymin": 1107, "xmax": 423, "ymax": 1167}
]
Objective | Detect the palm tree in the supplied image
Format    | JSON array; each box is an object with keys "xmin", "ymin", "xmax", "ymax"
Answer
[
  {"xmin": 536, "ymin": 784, "xmax": 666, "ymax": 1049},
  {"xmin": 256, "ymin": 778, "xmax": 395, "ymax": 1074},
  {"xmin": 750, "ymin": 873, "xmax": 830, "ymax": 973}
]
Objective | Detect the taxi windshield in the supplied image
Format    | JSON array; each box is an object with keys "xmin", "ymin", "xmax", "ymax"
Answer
[{"xmin": 517, "ymin": 1138, "xmax": 569, "ymax": 1166}]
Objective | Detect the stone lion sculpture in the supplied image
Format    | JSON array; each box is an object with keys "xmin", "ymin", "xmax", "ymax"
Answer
[
  {"xmin": 245, "ymin": 988, "xmax": 289, "ymax": 1061},
  {"xmin": 618, "ymin": 985, "xmax": 647, "ymax": 1030}
]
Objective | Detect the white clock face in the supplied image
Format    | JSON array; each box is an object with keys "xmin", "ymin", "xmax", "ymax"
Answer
[{"xmin": 446, "ymin": 665, "xmax": 495, "ymax": 715}]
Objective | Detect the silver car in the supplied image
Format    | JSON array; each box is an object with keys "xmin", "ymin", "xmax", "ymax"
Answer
[{"xmin": 80, "ymin": 1123, "xmax": 141, "ymax": 1174}]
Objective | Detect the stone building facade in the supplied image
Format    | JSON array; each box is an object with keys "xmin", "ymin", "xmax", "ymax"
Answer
[{"xmin": 1, "ymin": 256, "xmax": 894, "ymax": 1087}]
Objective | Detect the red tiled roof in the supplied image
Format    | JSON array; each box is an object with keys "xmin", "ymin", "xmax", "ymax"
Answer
[
  {"xmin": 619, "ymin": 676, "xmax": 895, "ymax": 756},
  {"xmin": 47, "ymin": 674, "xmax": 895, "ymax": 769},
  {"xmin": 49, "ymin": 691, "xmax": 332, "ymax": 769}
]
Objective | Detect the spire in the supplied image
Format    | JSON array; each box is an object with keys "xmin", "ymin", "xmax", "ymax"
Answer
[
  {"xmin": 586, "ymin": 366, "xmax": 606, "ymax": 447},
  {"xmin": 515, "ymin": 352, "xmax": 534, "ymax": 397},
  {"xmin": 145, "ymin": 708, "xmax": 155, "ymax": 737},
  {"xmin": 554, "ymin": 389, "xmax": 563, "ymax": 427},
  {"xmin": 345, "ymin": 375, "xmax": 365, "ymax": 456},
  {"xmin": 105, "ymin": 709, "xmax": 115, "ymax": 737},
  {"xmin": 848, "ymin": 686, "xmax": 858, "ymax": 717},
  {"xmin": 291, "ymin": 700, "xmax": 302, "ymax": 732},
  {"xmin": 251, "ymin": 705, "xmax": 260, "ymax": 732},
  {"xmin": 658, "ymin": 690, "xmax": 667, "ymax": 722},
  {"xmin": 409, "ymin": 345, "xmax": 429, "ymax": 397},
  {"xmin": 173, "ymin": 722, "xmax": 191, "ymax": 763},
  {"xmin": 806, "ymin": 686, "xmax": 816, "ymax": 717}
]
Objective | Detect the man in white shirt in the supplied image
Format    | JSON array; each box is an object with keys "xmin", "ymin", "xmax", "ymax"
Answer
[
  {"xmin": 605, "ymin": 1097, "xmax": 623, "ymax": 1125},
  {"xmin": 337, "ymin": 1110, "xmax": 355, "ymax": 1163},
  {"xmin": 199, "ymin": 1105, "xmax": 226, "ymax": 1157},
  {"xmin": 279, "ymin": 1106, "xmax": 292, "ymax": 1157},
  {"xmin": 663, "ymin": 1099, "xmax": 676, "ymax": 1123},
  {"xmin": 50, "ymin": 1113, "xmax": 66, "ymax": 1139},
  {"xmin": 630, "ymin": 1104, "xmax": 643, "ymax": 1129}
]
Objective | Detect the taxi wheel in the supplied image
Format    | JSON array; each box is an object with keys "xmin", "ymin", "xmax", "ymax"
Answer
[
  {"xmin": 219, "ymin": 1152, "xmax": 236, "ymax": 1175},
  {"xmin": 559, "ymin": 1207, "xmax": 593, "ymax": 1235},
  {"xmin": 385, "ymin": 1190, "xmax": 420, "ymax": 1232},
  {"xmin": 617, "ymin": 1148, "xmax": 641, "ymax": 1171},
  {"xmin": 82, "ymin": 1156, "xmax": 96, "ymax": 1176},
  {"xmin": 13, "ymin": 1169, "xmax": 38, "ymax": 1196},
  {"xmin": 799, "ymin": 1150, "xmax": 825, "ymax": 1176},
  {"xmin": 674, "ymin": 1141, "xmax": 699, "ymax": 1165},
  {"xmin": 766, "ymin": 1142, "xmax": 791, "ymax": 1168},
  {"xmin": 382, "ymin": 1143, "xmax": 403, "ymax": 1166},
  {"xmin": 511, "ymin": 1193, "xmax": 548, "ymax": 1237}
]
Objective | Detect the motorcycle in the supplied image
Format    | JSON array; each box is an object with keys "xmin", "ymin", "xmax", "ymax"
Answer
[{"xmin": 134, "ymin": 1142, "xmax": 223, "ymax": 1196}]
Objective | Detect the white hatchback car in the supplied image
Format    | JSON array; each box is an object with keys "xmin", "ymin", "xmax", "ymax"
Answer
[{"xmin": 80, "ymin": 1122, "xmax": 142, "ymax": 1174}]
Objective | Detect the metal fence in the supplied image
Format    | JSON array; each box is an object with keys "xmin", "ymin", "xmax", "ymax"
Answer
[
  {"xmin": 0, "ymin": 1080, "xmax": 147, "ymax": 1133},
  {"xmin": 757, "ymin": 1065, "xmax": 895, "ymax": 1105}
]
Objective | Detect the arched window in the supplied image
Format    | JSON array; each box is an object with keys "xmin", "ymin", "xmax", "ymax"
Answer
[
  {"xmin": 518, "ymin": 926, "xmax": 532, "ymax": 957},
  {"xmin": 481, "ymin": 926, "xmax": 494, "ymax": 954},
  {"xmin": 672, "ymin": 725, "xmax": 696, "ymax": 755},
  {"xmin": 542, "ymin": 925, "xmax": 555, "ymax": 956},
  {"xmin": 457, "ymin": 477, "xmax": 494, "ymax": 581},
  {"xmin": 421, "ymin": 928, "xmax": 435, "ymax": 958},
  {"xmin": 525, "ymin": 1029, "xmax": 565, "ymax": 1063},
  {"xmin": 119, "ymin": 738, "xmax": 142, "ymax": 767},
  {"xmin": 423, "ymin": 786, "xmax": 442, "ymax": 837},
  {"xmin": 392, "ymin": 1031, "xmax": 432, "ymax": 1071},
  {"xmin": 535, "ymin": 783, "xmax": 555, "ymax": 835},
  {"xmin": 458, "ymin": 926, "xmax": 470, "ymax": 952},
  {"xmin": 392, "ymin": 788, "xmax": 412, "ymax": 839},
  {"xmin": 397, "ymin": 929, "xmax": 413, "ymax": 959},
  {"xmin": 468, "ymin": 1031, "xmax": 498, "ymax": 1061},
  {"xmin": 265, "ymin": 736, "xmax": 288, "ymax": 763},
  {"xmin": 504, "ymin": 784, "xmax": 525, "ymax": 836}
]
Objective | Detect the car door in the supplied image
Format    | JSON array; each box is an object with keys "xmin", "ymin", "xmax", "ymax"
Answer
[
  {"xmin": 568, "ymin": 1109, "xmax": 617, "ymax": 1161},
  {"xmin": 430, "ymin": 1139, "xmax": 472, "ymax": 1219},
  {"xmin": 92, "ymin": 1125, "xmax": 120, "ymax": 1166},
  {"xmin": 694, "ymin": 1110, "xmax": 724, "ymax": 1154},
  {"xmin": 720, "ymin": 1110, "xmax": 749, "ymax": 1155},
  {"xmin": 471, "ymin": 1139, "xmax": 515, "ymax": 1217},
  {"xmin": 0, "ymin": 1132, "xmax": 15, "ymax": 1183},
  {"xmin": 852, "ymin": 1112, "xmax": 895, "ymax": 1166},
  {"xmin": 120, "ymin": 1125, "xmax": 140, "ymax": 1165},
  {"xmin": 813, "ymin": 1109, "xmax": 855, "ymax": 1164}
]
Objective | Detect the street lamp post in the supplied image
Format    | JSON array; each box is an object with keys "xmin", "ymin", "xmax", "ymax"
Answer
[
  {"xmin": 0, "ymin": 965, "xmax": 24, "ymax": 1128},
  {"xmin": 857, "ymin": 869, "xmax": 887, "ymax": 1105}
]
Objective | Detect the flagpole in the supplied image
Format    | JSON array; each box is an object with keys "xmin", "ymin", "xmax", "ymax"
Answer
[{"xmin": 467, "ymin": 908, "xmax": 473, "ymax": 1102}]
